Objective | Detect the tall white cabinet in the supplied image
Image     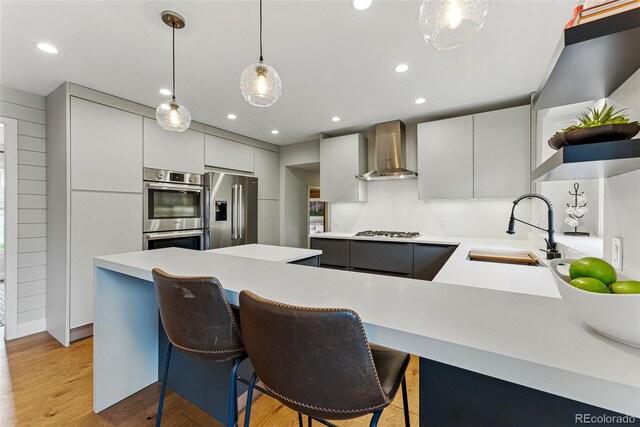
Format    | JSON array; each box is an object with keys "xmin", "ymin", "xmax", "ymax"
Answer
[
  {"xmin": 46, "ymin": 84, "xmax": 143, "ymax": 346},
  {"xmin": 254, "ymin": 148, "xmax": 280, "ymax": 245},
  {"xmin": 418, "ymin": 105, "xmax": 530, "ymax": 200}
]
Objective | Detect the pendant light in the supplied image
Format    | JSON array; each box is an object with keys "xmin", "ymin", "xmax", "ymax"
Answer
[
  {"xmin": 240, "ymin": 0, "xmax": 282, "ymax": 107},
  {"xmin": 156, "ymin": 11, "xmax": 191, "ymax": 132},
  {"xmin": 419, "ymin": 0, "xmax": 490, "ymax": 51}
]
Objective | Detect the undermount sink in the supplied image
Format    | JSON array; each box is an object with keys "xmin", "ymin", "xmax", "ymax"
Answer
[{"xmin": 468, "ymin": 249, "xmax": 542, "ymax": 267}]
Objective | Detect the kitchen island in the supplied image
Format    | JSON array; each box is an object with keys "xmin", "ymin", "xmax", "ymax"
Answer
[{"xmin": 93, "ymin": 247, "xmax": 640, "ymax": 426}]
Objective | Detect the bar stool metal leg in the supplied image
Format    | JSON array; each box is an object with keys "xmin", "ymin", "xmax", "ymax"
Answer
[
  {"xmin": 297, "ymin": 413, "xmax": 304, "ymax": 427},
  {"xmin": 243, "ymin": 372, "xmax": 259, "ymax": 427},
  {"xmin": 369, "ymin": 410, "xmax": 383, "ymax": 427},
  {"xmin": 228, "ymin": 357, "xmax": 244, "ymax": 427},
  {"xmin": 401, "ymin": 376, "xmax": 410, "ymax": 427},
  {"xmin": 156, "ymin": 342, "xmax": 173, "ymax": 427}
]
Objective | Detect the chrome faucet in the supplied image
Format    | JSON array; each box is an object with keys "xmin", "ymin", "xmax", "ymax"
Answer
[{"xmin": 507, "ymin": 193, "xmax": 561, "ymax": 260}]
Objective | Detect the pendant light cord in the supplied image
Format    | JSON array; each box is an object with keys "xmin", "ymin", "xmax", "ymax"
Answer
[
  {"xmin": 172, "ymin": 21, "xmax": 176, "ymax": 100},
  {"xmin": 259, "ymin": 0, "xmax": 263, "ymax": 62}
]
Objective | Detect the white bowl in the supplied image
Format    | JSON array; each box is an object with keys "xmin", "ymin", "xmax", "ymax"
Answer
[{"xmin": 550, "ymin": 259, "xmax": 640, "ymax": 347}]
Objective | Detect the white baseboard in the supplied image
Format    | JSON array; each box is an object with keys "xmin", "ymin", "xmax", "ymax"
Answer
[
  {"xmin": 14, "ymin": 318, "xmax": 46, "ymax": 338},
  {"xmin": 237, "ymin": 381, "xmax": 265, "ymax": 413}
]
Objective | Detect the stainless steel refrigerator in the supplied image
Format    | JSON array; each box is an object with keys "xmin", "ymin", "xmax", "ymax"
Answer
[{"xmin": 204, "ymin": 172, "xmax": 258, "ymax": 249}]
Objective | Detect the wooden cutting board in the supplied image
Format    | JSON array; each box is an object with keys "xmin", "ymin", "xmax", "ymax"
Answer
[{"xmin": 468, "ymin": 250, "xmax": 540, "ymax": 266}]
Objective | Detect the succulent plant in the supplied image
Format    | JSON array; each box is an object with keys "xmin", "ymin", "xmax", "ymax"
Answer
[{"xmin": 560, "ymin": 103, "xmax": 639, "ymax": 133}]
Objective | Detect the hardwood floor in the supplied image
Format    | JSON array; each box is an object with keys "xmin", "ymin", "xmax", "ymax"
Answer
[{"xmin": 1, "ymin": 328, "xmax": 419, "ymax": 426}]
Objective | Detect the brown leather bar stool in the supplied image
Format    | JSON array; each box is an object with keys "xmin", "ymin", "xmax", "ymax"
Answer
[
  {"xmin": 239, "ymin": 290, "xmax": 411, "ymax": 427},
  {"xmin": 152, "ymin": 268, "xmax": 246, "ymax": 427}
]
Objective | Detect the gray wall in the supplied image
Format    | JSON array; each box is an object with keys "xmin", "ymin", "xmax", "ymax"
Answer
[
  {"xmin": 1, "ymin": 86, "xmax": 47, "ymax": 335},
  {"xmin": 283, "ymin": 166, "xmax": 320, "ymax": 248},
  {"xmin": 279, "ymin": 140, "xmax": 320, "ymax": 247}
]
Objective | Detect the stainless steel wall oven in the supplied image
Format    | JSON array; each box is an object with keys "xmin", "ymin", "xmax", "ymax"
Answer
[
  {"xmin": 143, "ymin": 168, "xmax": 204, "ymax": 250},
  {"xmin": 143, "ymin": 168, "xmax": 203, "ymax": 232}
]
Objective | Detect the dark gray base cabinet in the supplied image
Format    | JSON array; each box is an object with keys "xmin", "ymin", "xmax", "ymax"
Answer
[
  {"xmin": 350, "ymin": 241, "xmax": 414, "ymax": 277},
  {"xmin": 413, "ymin": 244, "xmax": 457, "ymax": 281},
  {"xmin": 310, "ymin": 238, "xmax": 457, "ymax": 281},
  {"xmin": 288, "ymin": 255, "xmax": 320, "ymax": 267},
  {"xmin": 309, "ymin": 238, "xmax": 351, "ymax": 269}
]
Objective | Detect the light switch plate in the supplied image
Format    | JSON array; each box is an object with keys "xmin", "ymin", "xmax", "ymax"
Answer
[{"xmin": 611, "ymin": 237, "xmax": 623, "ymax": 270}]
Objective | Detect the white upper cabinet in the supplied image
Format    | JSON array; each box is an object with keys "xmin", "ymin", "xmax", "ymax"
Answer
[
  {"xmin": 254, "ymin": 148, "xmax": 280, "ymax": 200},
  {"xmin": 143, "ymin": 118, "xmax": 204, "ymax": 174},
  {"xmin": 418, "ymin": 116, "xmax": 474, "ymax": 200},
  {"xmin": 70, "ymin": 97, "xmax": 142, "ymax": 193},
  {"xmin": 205, "ymin": 134, "xmax": 255, "ymax": 172},
  {"xmin": 473, "ymin": 105, "xmax": 530, "ymax": 198},
  {"xmin": 320, "ymin": 134, "xmax": 367, "ymax": 202}
]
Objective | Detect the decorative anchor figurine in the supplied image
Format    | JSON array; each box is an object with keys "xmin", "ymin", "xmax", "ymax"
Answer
[{"xmin": 564, "ymin": 182, "xmax": 590, "ymax": 236}]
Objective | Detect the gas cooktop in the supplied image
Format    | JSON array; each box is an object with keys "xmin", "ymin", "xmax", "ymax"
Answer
[{"xmin": 354, "ymin": 230, "xmax": 420, "ymax": 239}]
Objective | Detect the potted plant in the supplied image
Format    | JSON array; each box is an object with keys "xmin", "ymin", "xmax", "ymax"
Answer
[{"xmin": 549, "ymin": 103, "xmax": 640, "ymax": 150}]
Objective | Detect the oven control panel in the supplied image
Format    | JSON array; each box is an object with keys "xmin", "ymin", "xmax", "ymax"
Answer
[{"xmin": 143, "ymin": 167, "xmax": 203, "ymax": 186}]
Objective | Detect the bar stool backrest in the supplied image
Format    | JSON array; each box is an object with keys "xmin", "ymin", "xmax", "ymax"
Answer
[
  {"xmin": 239, "ymin": 290, "xmax": 390, "ymax": 420},
  {"xmin": 152, "ymin": 268, "xmax": 244, "ymax": 361}
]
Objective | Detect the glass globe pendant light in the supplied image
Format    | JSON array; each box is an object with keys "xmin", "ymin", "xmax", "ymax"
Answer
[
  {"xmin": 419, "ymin": 0, "xmax": 491, "ymax": 51},
  {"xmin": 240, "ymin": 0, "xmax": 282, "ymax": 107},
  {"xmin": 156, "ymin": 11, "xmax": 191, "ymax": 132}
]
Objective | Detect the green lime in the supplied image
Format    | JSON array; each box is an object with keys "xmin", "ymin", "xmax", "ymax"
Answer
[
  {"xmin": 611, "ymin": 280, "xmax": 640, "ymax": 294},
  {"xmin": 569, "ymin": 257, "xmax": 617, "ymax": 285},
  {"xmin": 569, "ymin": 277, "xmax": 611, "ymax": 294}
]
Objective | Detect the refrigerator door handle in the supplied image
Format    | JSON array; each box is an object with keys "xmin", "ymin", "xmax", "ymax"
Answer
[
  {"xmin": 237, "ymin": 184, "xmax": 243, "ymax": 240},
  {"xmin": 231, "ymin": 184, "xmax": 237, "ymax": 239}
]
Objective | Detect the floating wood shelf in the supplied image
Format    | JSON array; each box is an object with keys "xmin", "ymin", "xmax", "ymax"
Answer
[
  {"xmin": 532, "ymin": 139, "xmax": 640, "ymax": 182},
  {"xmin": 532, "ymin": 8, "xmax": 640, "ymax": 110}
]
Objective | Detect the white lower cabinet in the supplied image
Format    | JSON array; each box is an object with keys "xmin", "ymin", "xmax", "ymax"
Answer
[
  {"xmin": 69, "ymin": 191, "xmax": 142, "ymax": 328},
  {"xmin": 258, "ymin": 199, "xmax": 279, "ymax": 245}
]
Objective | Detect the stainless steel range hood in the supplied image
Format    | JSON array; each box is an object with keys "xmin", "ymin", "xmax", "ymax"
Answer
[{"xmin": 357, "ymin": 120, "xmax": 418, "ymax": 181}]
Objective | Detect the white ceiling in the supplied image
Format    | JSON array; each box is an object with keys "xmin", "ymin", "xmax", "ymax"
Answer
[{"xmin": 0, "ymin": 1, "xmax": 574, "ymax": 145}]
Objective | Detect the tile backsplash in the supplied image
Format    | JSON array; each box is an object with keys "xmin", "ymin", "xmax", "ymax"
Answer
[{"xmin": 330, "ymin": 179, "xmax": 531, "ymax": 239}]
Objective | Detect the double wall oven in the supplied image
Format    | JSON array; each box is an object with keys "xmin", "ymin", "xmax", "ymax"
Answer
[{"xmin": 143, "ymin": 168, "xmax": 204, "ymax": 250}]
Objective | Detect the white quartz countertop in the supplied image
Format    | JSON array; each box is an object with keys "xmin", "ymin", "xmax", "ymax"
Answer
[
  {"xmin": 94, "ymin": 248, "xmax": 640, "ymax": 417},
  {"xmin": 208, "ymin": 244, "xmax": 321, "ymax": 263},
  {"xmin": 311, "ymin": 233, "xmax": 560, "ymax": 298}
]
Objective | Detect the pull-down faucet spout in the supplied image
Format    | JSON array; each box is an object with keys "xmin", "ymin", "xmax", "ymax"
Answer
[{"xmin": 507, "ymin": 193, "xmax": 561, "ymax": 260}]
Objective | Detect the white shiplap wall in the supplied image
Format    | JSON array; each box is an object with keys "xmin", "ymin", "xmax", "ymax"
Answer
[{"xmin": 1, "ymin": 86, "xmax": 47, "ymax": 336}]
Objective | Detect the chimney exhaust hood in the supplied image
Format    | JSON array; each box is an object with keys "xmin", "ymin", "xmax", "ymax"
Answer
[{"xmin": 357, "ymin": 120, "xmax": 418, "ymax": 181}]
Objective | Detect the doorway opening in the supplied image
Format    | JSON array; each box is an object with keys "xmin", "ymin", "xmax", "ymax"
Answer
[{"xmin": 308, "ymin": 187, "xmax": 326, "ymax": 236}]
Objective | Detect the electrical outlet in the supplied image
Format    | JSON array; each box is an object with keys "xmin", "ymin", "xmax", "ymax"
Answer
[
  {"xmin": 333, "ymin": 216, "xmax": 340, "ymax": 227},
  {"xmin": 438, "ymin": 218, "xmax": 447, "ymax": 229},
  {"xmin": 611, "ymin": 237, "xmax": 623, "ymax": 270}
]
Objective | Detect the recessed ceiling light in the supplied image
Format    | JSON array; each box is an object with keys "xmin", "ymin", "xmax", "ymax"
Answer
[
  {"xmin": 36, "ymin": 42, "xmax": 58, "ymax": 54},
  {"xmin": 332, "ymin": 116, "xmax": 341, "ymax": 122},
  {"xmin": 227, "ymin": 114, "xmax": 237, "ymax": 120},
  {"xmin": 159, "ymin": 88, "xmax": 172, "ymax": 96},
  {"xmin": 271, "ymin": 129, "xmax": 279, "ymax": 135},
  {"xmin": 414, "ymin": 97, "xmax": 426, "ymax": 104},
  {"xmin": 394, "ymin": 64, "xmax": 409, "ymax": 73},
  {"xmin": 352, "ymin": 0, "xmax": 372, "ymax": 10}
]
